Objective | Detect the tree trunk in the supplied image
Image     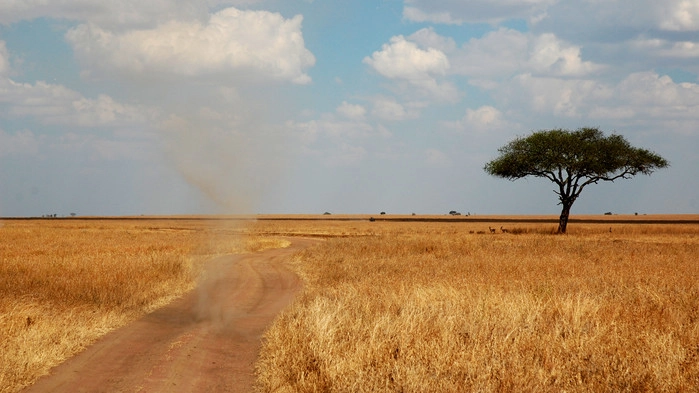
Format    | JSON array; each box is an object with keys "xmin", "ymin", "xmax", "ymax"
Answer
[{"xmin": 558, "ymin": 203, "xmax": 572, "ymax": 234}]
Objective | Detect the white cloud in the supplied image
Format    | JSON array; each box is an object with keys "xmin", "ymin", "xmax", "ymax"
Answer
[
  {"xmin": 467, "ymin": 106, "xmax": 503, "ymax": 126},
  {"xmin": 403, "ymin": 6, "xmax": 461, "ymax": 25},
  {"xmin": 70, "ymin": 94, "xmax": 147, "ymax": 127},
  {"xmin": 51, "ymin": 131, "xmax": 155, "ymax": 161},
  {"xmin": 66, "ymin": 7, "xmax": 315, "ymax": 84},
  {"xmin": 528, "ymin": 33, "xmax": 603, "ymax": 77},
  {"xmin": 444, "ymin": 105, "xmax": 516, "ymax": 133},
  {"xmin": 0, "ymin": 41, "xmax": 9, "ymax": 77},
  {"xmin": 402, "ymin": 2, "xmax": 698, "ymax": 80},
  {"xmin": 371, "ymin": 97, "xmax": 414, "ymax": 121},
  {"xmin": 89, "ymin": 138, "xmax": 153, "ymax": 161},
  {"xmin": 337, "ymin": 101, "xmax": 366, "ymax": 120},
  {"xmin": 296, "ymin": 138, "xmax": 369, "ymax": 167},
  {"xmin": 631, "ymin": 38, "xmax": 699, "ymax": 59},
  {"xmin": 537, "ymin": 1, "xmax": 699, "ymax": 45},
  {"xmin": 288, "ymin": 116, "xmax": 376, "ymax": 143},
  {"xmin": 408, "ymin": 28, "xmax": 457, "ymax": 53},
  {"xmin": 450, "ymin": 28, "xmax": 528, "ymax": 78},
  {"xmin": 656, "ymin": 0, "xmax": 699, "ymax": 31},
  {"xmin": 0, "ymin": 126, "xmax": 153, "ymax": 162},
  {"xmin": 286, "ymin": 104, "xmax": 401, "ymax": 167},
  {"xmin": 614, "ymin": 72, "xmax": 699, "ymax": 111},
  {"xmin": 448, "ymin": 28, "xmax": 603, "ymax": 79},
  {"xmin": 327, "ymin": 143, "xmax": 367, "ymax": 167},
  {"xmin": 0, "ymin": 79, "xmax": 145, "ymax": 128},
  {"xmin": 364, "ymin": 35, "xmax": 449, "ymax": 80},
  {"xmin": 504, "ymin": 73, "xmax": 607, "ymax": 117},
  {"xmin": 496, "ymin": 72, "xmax": 699, "ymax": 135},
  {"xmin": 0, "ymin": 71, "xmax": 154, "ymax": 162},
  {"xmin": 403, "ymin": 0, "xmax": 556, "ymax": 25},
  {"xmin": 364, "ymin": 34, "xmax": 458, "ymax": 101},
  {"xmin": 0, "ymin": 129, "xmax": 39, "ymax": 157},
  {"xmin": 0, "ymin": 0, "xmax": 259, "ymax": 28},
  {"xmin": 424, "ymin": 148, "xmax": 450, "ymax": 168}
]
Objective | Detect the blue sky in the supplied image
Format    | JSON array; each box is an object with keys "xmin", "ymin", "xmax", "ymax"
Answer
[{"xmin": 1, "ymin": 0, "xmax": 697, "ymax": 217}]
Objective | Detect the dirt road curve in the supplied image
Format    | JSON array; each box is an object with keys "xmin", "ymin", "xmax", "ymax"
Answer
[{"xmin": 23, "ymin": 238, "xmax": 318, "ymax": 393}]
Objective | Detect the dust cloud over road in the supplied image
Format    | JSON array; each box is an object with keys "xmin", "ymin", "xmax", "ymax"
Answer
[{"xmin": 23, "ymin": 238, "xmax": 317, "ymax": 393}]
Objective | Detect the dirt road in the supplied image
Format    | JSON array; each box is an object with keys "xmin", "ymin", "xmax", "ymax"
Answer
[{"xmin": 23, "ymin": 238, "xmax": 318, "ymax": 393}]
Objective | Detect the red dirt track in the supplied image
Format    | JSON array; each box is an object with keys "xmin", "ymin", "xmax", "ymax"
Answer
[{"xmin": 23, "ymin": 238, "xmax": 318, "ymax": 393}]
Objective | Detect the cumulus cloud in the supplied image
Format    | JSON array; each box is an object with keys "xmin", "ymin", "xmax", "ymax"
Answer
[
  {"xmin": 403, "ymin": 0, "xmax": 556, "ymax": 25},
  {"xmin": 443, "ymin": 105, "xmax": 516, "ymax": 133},
  {"xmin": 1, "ymin": 80, "xmax": 145, "ymax": 127},
  {"xmin": 0, "ymin": 75, "xmax": 155, "ymax": 165},
  {"xmin": 407, "ymin": 27, "xmax": 457, "ymax": 53},
  {"xmin": 496, "ymin": 71, "xmax": 699, "ymax": 135},
  {"xmin": 364, "ymin": 34, "xmax": 458, "ymax": 101},
  {"xmin": 52, "ymin": 132, "xmax": 156, "ymax": 161},
  {"xmin": 403, "ymin": 0, "xmax": 697, "ymax": 34},
  {"xmin": 66, "ymin": 7, "xmax": 315, "ymax": 84},
  {"xmin": 403, "ymin": 6, "xmax": 461, "ymax": 25},
  {"xmin": 659, "ymin": 0, "xmax": 699, "ymax": 31},
  {"xmin": 503, "ymin": 73, "xmax": 607, "ymax": 117},
  {"xmin": 327, "ymin": 143, "xmax": 367, "ymax": 167},
  {"xmin": 537, "ymin": 1, "xmax": 699, "ymax": 46},
  {"xmin": 611, "ymin": 72, "xmax": 699, "ymax": 119},
  {"xmin": 285, "ymin": 104, "xmax": 402, "ymax": 167},
  {"xmin": 337, "ymin": 101, "xmax": 366, "ymax": 120},
  {"xmin": 447, "ymin": 28, "xmax": 603, "ymax": 79},
  {"xmin": 631, "ymin": 38, "xmax": 699, "ymax": 59},
  {"xmin": 371, "ymin": 97, "xmax": 417, "ymax": 121},
  {"xmin": 449, "ymin": 28, "xmax": 528, "ymax": 78},
  {"xmin": 424, "ymin": 148, "xmax": 450, "ymax": 168},
  {"xmin": 288, "ymin": 116, "xmax": 376, "ymax": 144},
  {"xmin": 527, "ymin": 33, "xmax": 603, "ymax": 76},
  {"xmin": 0, "ymin": 41, "xmax": 9, "ymax": 77},
  {"xmin": 0, "ymin": 0, "xmax": 260, "ymax": 28},
  {"xmin": 403, "ymin": 2, "xmax": 699, "ymax": 80},
  {"xmin": 286, "ymin": 124, "xmax": 372, "ymax": 167},
  {"xmin": 0, "ymin": 129, "xmax": 39, "ymax": 157},
  {"xmin": 364, "ymin": 35, "xmax": 449, "ymax": 80}
]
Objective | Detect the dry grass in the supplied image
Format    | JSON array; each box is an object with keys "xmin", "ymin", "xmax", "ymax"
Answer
[
  {"xmin": 0, "ymin": 218, "xmax": 288, "ymax": 393},
  {"xmin": 256, "ymin": 221, "xmax": 699, "ymax": 392},
  {"xmin": 4, "ymin": 217, "xmax": 699, "ymax": 393}
]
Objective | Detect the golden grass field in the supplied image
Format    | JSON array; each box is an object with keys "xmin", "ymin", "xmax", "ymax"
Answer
[
  {"xmin": 0, "ymin": 218, "xmax": 286, "ymax": 393},
  {"xmin": 2, "ymin": 215, "xmax": 699, "ymax": 392}
]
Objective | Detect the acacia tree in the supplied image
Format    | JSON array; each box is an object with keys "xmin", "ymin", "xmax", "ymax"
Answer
[{"xmin": 484, "ymin": 127, "xmax": 669, "ymax": 233}]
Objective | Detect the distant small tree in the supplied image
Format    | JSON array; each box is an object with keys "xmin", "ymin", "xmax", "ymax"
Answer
[{"xmin": 484, "ymin": 127, "xmax": 669, "ymax": 233}]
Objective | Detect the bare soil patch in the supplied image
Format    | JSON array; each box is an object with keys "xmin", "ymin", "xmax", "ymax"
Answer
[{"xmin": 22, "ymin": 237, "xmax": 318, "ymax": 393}]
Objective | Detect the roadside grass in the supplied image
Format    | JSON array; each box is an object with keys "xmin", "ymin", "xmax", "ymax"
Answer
[
  {"xmin": 0, "ymin": 219, "xmax": 288, "ymax": 393},
  {"xmin": 256, "ymin": 222, "xmax": 699, "ymax": 392}
]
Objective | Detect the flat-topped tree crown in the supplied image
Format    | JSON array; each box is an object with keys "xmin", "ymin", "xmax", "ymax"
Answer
[{"xmin": 484, "ymin": 127, "xmax": 669, "ymax": 233}]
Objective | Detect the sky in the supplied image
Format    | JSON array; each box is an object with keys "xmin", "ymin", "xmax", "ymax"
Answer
[{"xmin": 0, "ymin": 0, "xmax": 698, "ymax": 217}]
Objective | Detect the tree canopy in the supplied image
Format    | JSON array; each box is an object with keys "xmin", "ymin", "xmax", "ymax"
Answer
[{"xmin": 484, "ymin": 127, "xmax": 669, "ymax": 233}]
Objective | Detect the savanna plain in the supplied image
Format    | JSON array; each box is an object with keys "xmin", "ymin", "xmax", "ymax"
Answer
[{"xmin": 2, "ymin": 215, "xmax": 698, "ymax": 392}]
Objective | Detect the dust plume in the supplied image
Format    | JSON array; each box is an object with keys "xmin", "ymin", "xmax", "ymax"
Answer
[
  {"xmin": 158, "ymin": 101, "xmax": 291, "ymax": 214},
  {"xmin": 155, "ymin": 99, "xmax": 293, "ymax": 338},
  {"xmin": 70, "ymin": 5, "xmax": 312, "ymax": 215},
  {"xmin": 193, "ymin": 255, "xmax": 242, "ymax": 331}
]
